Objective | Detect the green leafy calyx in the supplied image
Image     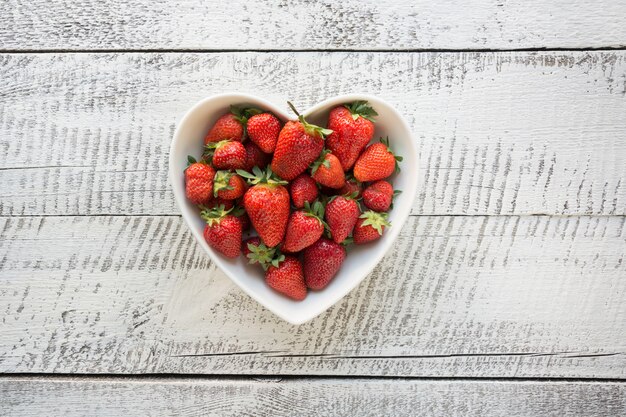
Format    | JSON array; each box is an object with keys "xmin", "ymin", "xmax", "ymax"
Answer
[
  {"xmin": 230, "ymin": 105, "xmax": 263, "ymax": 124},
  {"xmin": 303, "ymin": 200, "xmax": 326, "ymax": 226},
  {"xmin": 310, "ymin": 149, "xmax": 332, "ymax": 175},
  {"xmin": 213, "ymin": 170, "xmax": 235, "ymax": 197},
  {"xmin": 236, "ymin": 166, "xmax": 288, "ymax": 186},
  {"xmin": 246, "ymin": 241, "xmax": 278, "ymax": 271},
  {"xmin": 200, "ymin": 205, "xmax": 232, "ymax": 227},
  {"xmin": 358, "ymin": 211, "xmax": 391, "ymax": 235},
  {"xmin": 344, "ymin": 101, "xmax": 378, "ymax": 122}
]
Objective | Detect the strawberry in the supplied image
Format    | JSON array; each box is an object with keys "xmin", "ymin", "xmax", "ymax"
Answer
[
  {"xmin": 204, "ymin": 106, "xmax": 249, "ymax": 144},
  {"xmin": 265, "ymin": 255, "xmax": 307, "ymax": 301},
  {"xmin": 303, "ymin": 237, "xmax": 346, "ymax": 290},
  {"xmin": 243, "ymin": 141, "xmax": 270, "ymax": 172},
  {"xmin": 237, "ymin": 167, "xmax": 290, "ymax": 247},
  {"xmin": 205, "ymin": 140, "xmax": 247, "ymax": 170},
  {"xmin": 310, "ymin": 149, "xmax": 345, "ymax": 189},
  {"xmin": 228, "ymin": 205, "xmax": 251, "ymax": 231},
  {"xmin": 362, "ymin": 180, "xmax": 395, "ymax": 212},
  {"xmin": 201, "ymin": 206, "xmax": 242, "ymax": 258},
  {"xmin": 338, "ymin": 174, "xmax": 363, "ymax": 198},
  {"xmin": 353, "ymin": 211, "xmax": 391, "ymax": 244},
  {"xmin": 325, "ymin": 195, "xmax": 360, "ymax": 244},
  {"xmin": 289, "ymin": 174, "xmax": 319, "ymax": 209},
  {"xmin": 247, "ymin": 112, "xmax": 282, "ymax": 153},
  {"xmin": 271, "ymin": 102, "xmax": 332, "ymax": 181},
  {"xmin": 238, "ymin": 211, "xmax": 251, "ymax": 231},
  {"xmin": 353, "ymin": 137, "xmax": 402, "ymax": 182},
  {"xmin": 326, "ymin": 101, "xmax": 377, "ymax": 171},
  {"xmin": 184, "ymin": 156, "xmax": 215, "ymax": 205},
  {"xmin": 213, "ymin": 170, "xmax": 246, "ymax": 200},
  {"xmin": 204, "ymin": 197, "xmax": 235, "ymax": 211},
  {"xmin": 282, "ymin": 201, "xmax": 325, "ymax": 253}
]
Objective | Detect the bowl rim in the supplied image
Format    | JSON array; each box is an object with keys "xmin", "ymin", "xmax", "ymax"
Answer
[{"xmin": 169, "ymin": 92, "xmax": 417, "ymax": 324}]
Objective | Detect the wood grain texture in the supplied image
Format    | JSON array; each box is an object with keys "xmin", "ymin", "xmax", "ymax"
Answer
[
  {"xmin": 2, "ymin": 0, "xmax": 626, "ymax": 51},
  {"xmin": 1, "ymin": 52, "xmax": 625, "ymax": 216},
  {"xmin": 2, "ymin": 377, "xmax": 625, "ymax": 417},
  {"xmin": 1, "ymin": 215, "xmax": 625, "ymax": 377}
]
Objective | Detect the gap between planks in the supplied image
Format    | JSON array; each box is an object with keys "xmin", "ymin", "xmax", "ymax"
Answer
[
  {"xmin": 2, "ymin": 373, "xmax": 626, "ymax": 384},
  {"xmin": 2, "ymin": 47, "xmax": 626, "ymax": 54}
]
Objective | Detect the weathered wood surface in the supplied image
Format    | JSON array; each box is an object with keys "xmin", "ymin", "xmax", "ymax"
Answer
[
  {"xmin": 2, "ymin": 0, "xmax": 626, "ymax": 51},
  {"xmin": 2, "ymin": 377, "xmax": 625, "ymax": 417},
  {"xmin": 1, "ymin": 215, "xmax": 625, "ymax": 377},
  {"xmin": 1, "ymin": 52, "xmax": 625, "ymax": 217}
]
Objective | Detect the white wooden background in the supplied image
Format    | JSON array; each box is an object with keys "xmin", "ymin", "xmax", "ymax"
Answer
[{"xmin": 1, "ymin": 1, "xmax": 626, "ymax": 415}]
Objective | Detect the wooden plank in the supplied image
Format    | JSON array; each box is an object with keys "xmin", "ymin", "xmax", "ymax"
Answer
[
  {"xmin": 1, "ymin": 215, "xmax": 625, "ymax": 377},
  {"xmin": 2, "ymin": 376, "xmax": 625, "ymax": 416},
  {"xmin": 1, "ymin": 52, "xmax": 625, "ymax": 216},
  {"xmin": 2, "ymin": 0, "xmax": 626, "ymax": 50}
]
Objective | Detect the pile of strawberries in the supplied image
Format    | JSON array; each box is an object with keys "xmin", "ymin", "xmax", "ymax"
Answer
[{"xmin": 184, "ymin": 101, "xmax": 402, "ymax": 301}]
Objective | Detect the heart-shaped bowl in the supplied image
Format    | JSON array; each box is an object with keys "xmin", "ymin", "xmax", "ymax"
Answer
[{"xmin": 170, "ymin": 93, "xmax": 417, "ymax": 324}]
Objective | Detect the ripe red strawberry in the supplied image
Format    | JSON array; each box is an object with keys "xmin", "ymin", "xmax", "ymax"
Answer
[
  {"xmin": 205, "ymin": 140, "xmax": 247, "ymax": 170},
  {"xmin": 204, "ymin": 107, "xmax": 246, "ymax": 144},
  {"xmin": 238, "ymin": 211, "xmax": 251, "ymax": 231},
  {"xmin": 289, "ymin": 174, "xmax": 318, "ymax": 209},
  {"xmin": 201, "ymin": 206, "xmax": 242, "ymax": 258},
  {"xmin": 338, "ymin": 175, "xmax": 363, "ymax": 198},
  {"xmin": 353, "ymin": 137, "xmax": 402, "ymax": 182},
  {"xmin": 303, "ymin": 237, "xmax": 346, "ymax": 290},
  {"xmin": 362, "ymin": 180, "xmax": 394, "ymax": 212},
  {"xmin": 213, "ymin": 171, "xmax": 246, "ymax": 200},
  {"xmin": 271, "ymin": 102, "xmax": 332, "ymax": 181},
  {"xmin": 311, "ymin": 149, "xmax": 345, "ymax": 189},
  {"xmin": 247, "ymin": 113, "xmax": 282, "ymax": 153},
  {"xmin": 282, "ymin": 201, "xmax": 325, "ymax": 253},
  {"xmin": 265, "ymin": 256, "xmax": 307, "ymax": 301},
  {"xmin": 243, "ymin": 141, "xmax": 270, "ymax": 171},
  {"xmin": 325, "ymin": 195, "xmax": 360, "ymax": 244},
  {"xmin": 237, "ymin": 167, "xmax": 290, "ymax": 247},
  {"xmin": 353, "ymin": 211, "xmax": 391, "ymax": 244},
  {"xmin": 204, "ymin": 197, "xmax": 235, "ymax": 211},
  {"xmin": 184, "ymin": 157, "xmax": 215, "ymax": 205},
  {"xmin": 326, "ymin": 101, "xmax": 377, "ymax": 170}
]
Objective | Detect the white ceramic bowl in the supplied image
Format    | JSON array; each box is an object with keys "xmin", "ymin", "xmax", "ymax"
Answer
[{"xmin": 170, "ymin": 93, "xmax": 418, "ymax": 324}]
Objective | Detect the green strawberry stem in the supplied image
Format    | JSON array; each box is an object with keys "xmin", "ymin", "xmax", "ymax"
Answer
[{"xmin": 287, "ymin": 101, "xmax": 333, "ymax": 139}]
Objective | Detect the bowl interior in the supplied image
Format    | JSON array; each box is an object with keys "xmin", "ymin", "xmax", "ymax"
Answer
[{"xmin": 170, "ymin": 94, "xmax": 417, "ymax": 324}]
